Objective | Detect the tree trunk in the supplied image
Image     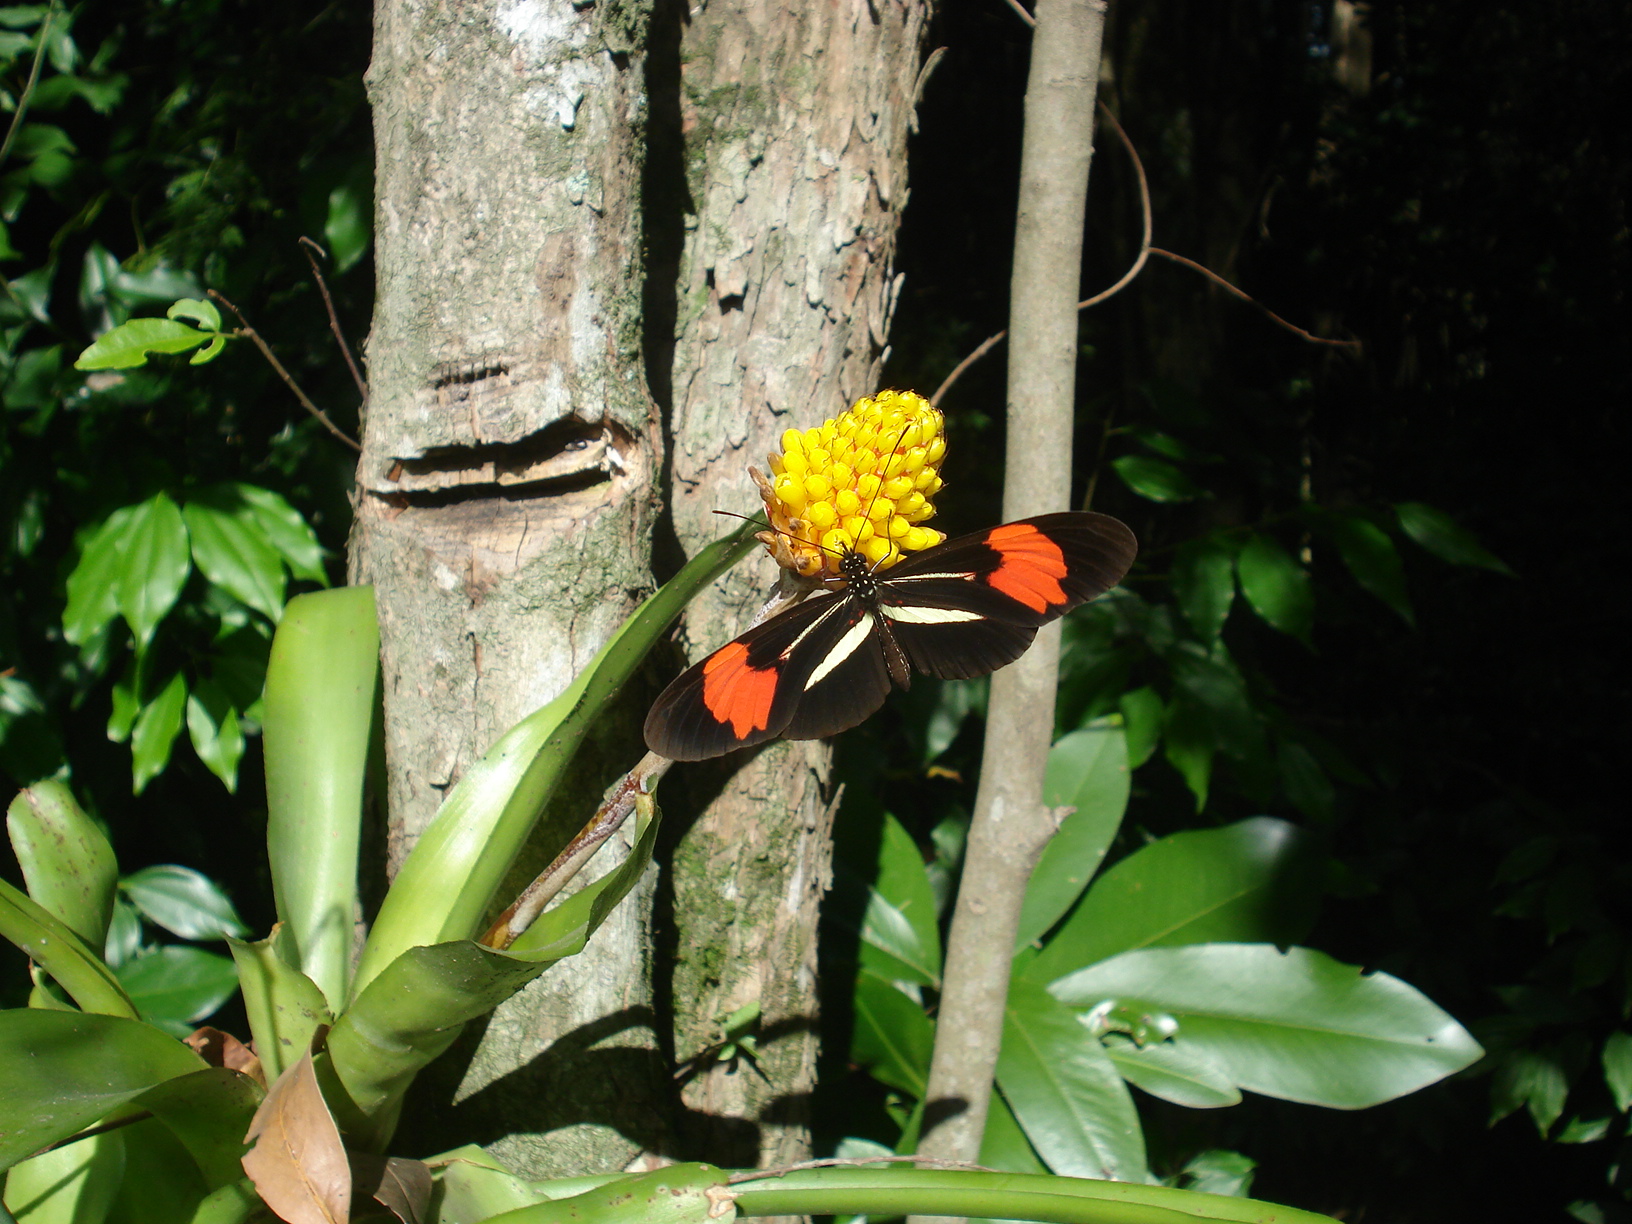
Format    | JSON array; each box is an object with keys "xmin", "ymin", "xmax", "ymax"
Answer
[
  {"xmin": 357, "ymin": 0, "xmax": 929, "ymax": 1174},
  {"xmin": 661, "ymin": 0, "xmax": 930, "ymax": 1168},
  {"xmin": 357, "ymin": 0, "xmax": 665, "ymax": 1174}
]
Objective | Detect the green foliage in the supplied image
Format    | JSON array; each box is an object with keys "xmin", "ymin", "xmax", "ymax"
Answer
[{"xmin": 833, "ymin": 721, "xmax": 1481, "ymax": 1186}]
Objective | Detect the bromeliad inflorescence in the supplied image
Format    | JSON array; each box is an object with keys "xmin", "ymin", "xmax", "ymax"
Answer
[{"xmin": 751, "ymin": 389, "xmax": 948, "ymax": 586}]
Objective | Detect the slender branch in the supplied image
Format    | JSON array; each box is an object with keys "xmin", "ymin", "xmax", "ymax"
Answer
[
  {"xmin": 480, "ymin": 752, "xmax": 672, "ymax": 950},
  {"xmin": 911, "ymin": 0, "xmax": 1106, "ymax": 1202},
  {"xmin": 1147, "ymin": 247, "xmax": 1362, "ymax": 350},
  {"xmin": 299, "ymin": 237, "xmax": 370, "ymax": 401},
  {"xmin": 998, "ymin": 0, "xmax": 1036, "ymax": 27},
  {"xmin": 208, "ymin": 291, "xmax": 362, "ymax": 451},
  {"xmin": 0, "ymin": 1, "xmax": 55, "ymax": 171}
]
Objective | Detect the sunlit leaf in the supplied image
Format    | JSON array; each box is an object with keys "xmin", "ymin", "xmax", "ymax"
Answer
[
  {"xmin": 1395, "ymin": 502, "xmax": 1513, "ymax": 574},
  {"xmin": 117, "ymin": 946, "xmax": 240, "ymax": 1035},
  {"xmin": 0, "ymin": 1010, "xmax": 204, "ymax": 1168},
  {"xmin": 1019, "ymin": 724, "xmax": 1130, "ymax": 949},
  {"xmin": 131, "ymin": 671, "xmax": 188, "ymax": 794},
  {"xmin": 1101, "ymin": 1034, "xmax": 1241, "ymax": 1108},
  {"xmin": 236, "ymin": 485, "xmax": 328, "ymax": 583},
  {"xmin": 122, "ymin": 864, "xmax": 249, "ymax": 940},
  {"xmin": 116, "ymin": 493, "xmax": 192, "ymax": 648},
  {"xmin": 852, "ymin": 971, "xmax": 933, "ymax": 1097},
  {"xmin": 167, "ymin": 297, "xmax": 222, "ymax": 331},
  {"xmin": 5, "ymin": 781, "xmax": 117, "ymax": 947},
  {"xmin": 184, "ymin": 491, "xmax": 288, "ymax": 621},
  {"xmin": 1027, "ymin": 818, "xmax": 1316, "ymax": 983},
  {"xmin": 1052, "ymin": 944, "xmax": 1484, "ymax": 1109},
  {"xmin": 187, "ymin": 681, "xmax": 246, "ymax": 792},
  {"xmin": 860, "ymin": 813, "xmax": 943, "ymax": 986},
  {"xmin": 63, "ymin": 504, "xmax": 138, "ymax": 646},
  {"xmin": 997, "ymin": 978, "xmax": 1147, "ymax": 1181},
  {"xmin": 74, "ymin": 316, "xmax": 215, "ymax": 370},
  {"xmin": 2, "ymin": 1127, "xmax": 125, "ymax": 1224},
  {"xmin": 1236, "ymin": 534, "xmax": 1313, "ymax": 640}
]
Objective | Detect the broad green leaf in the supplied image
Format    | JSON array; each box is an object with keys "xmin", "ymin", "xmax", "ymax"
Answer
[
  {"xmin": 852, "ymin": 972, "xmax": 934, "ymax": 1097},
  {"xmin": 131, "ymin": 671, "xmax": 188, "ymax": 793},
  {"xmin": 1325, "ymin": 514, "xmax": 1413, "ymax": 625},
  {"xmin": 1018, "ymin": 724, "xmax": 1130, "ymax": 949},
  {"xmin": 187, "ymin": 682, "xmax": 246, "ymax": 792},
  {"xmin": 6, "ymin": 781, "xmax": 117, "ymax": 946},
  {"xmin": 1118, "ymin": 687, "xmax": 1163, "ymax": 768},
  {"xmin": 0, "ymin": 1010, "xmax": 203, "ymax": 1169},
  {"xmin": 108, "ymin": 663, "xmax": 140, "ymax": 742},
  {"xmin": 117, "ymin": 946, "xmax": 240, "ymax": 1035},
  {"xmin": 1603, "ymin": 1032, "xmax": 1632, "ymax": 1112},
  {"xmin": 1166, "ymin": 643, "xmax": 1263, "ymax": 764},
  {"xmin": 63, "ymin": 504, "xmax": 139, "ymax": 646},
  {"xmin": 122, "ymin": 863, "xmax": 248, "ymax": 942},
  {"xmin": 235, "ymin": 485, "xmax": 328, "ymax": 583},
  {"xmin": 102, "ymin": 1114, "xmax": 211, "ymax": 1224},
  {"xmin": 859, "ymin": 812, "xmax": 942, "ymax": 986},
  {"xmin": 135, "ymin": 1068, "xmax": 260, "ymax": 1191},
  {"xmin": 997, "ymin": 978, "xmax": 1147, "ymax": 1182},
  {"xmin": 74, "ymin": 316, "xmax": 213, "ymax": 370},
  {"xmin": 1236, "ymin": 535, "xmax": 1312, "ymax": 640},
  {"xmin": 356, "ymin": 522, "xmax": 760, "ymax": 997},
  {"xmin": 1394, "ymin": 502, "xmax": 1512, "ymax": 574},
  {"xmin": 1557, "ymin": 1116, "xmax": 1612, "ymax": 1144},
  {"xmin": 977, "ymin": 1090, "xmax": 1048, "ymax": 1176},
  {"xmin": 1112, "ymin": 455, "xmax": 1200, "ymax": 503},
  {"xmin": 228, "ymin": 928, "xmax": 332, "ymax": 1086},
  {"xmin": 1490, "ymin": 1048, "xmax": 1569, "ymax": 1135},
  {"xmin": 116, "ymin": 493, "xmax": 191, "ymax": 648},
  {"xmin": 1172, "ymin": 537, "xmax": 1237, "ymax": 641},
  {"xmin": 0, "ymin": 875, "xmax": 135, "ymax": 1017},
  {"xmin": 184, "ymin": 493, "xmax": 288, "ymax": 621},
  {"xmin": 262, "ymin": 586, "xmax": 378, "ymax": 1010},
  {"xmin": 1028, "ymin": 818, "xmax": 1316, "ymax": 983},
  {"xmin": 1101, "ymin": 1034, "xmax": 1241, "ymax": 1108},
  {"xmin": 2, "ymin": 1128, "xmax": 125, "ymax": 1222},
  {"xmin": 167, "ymin": 297, "xmax": 222, "ymax": 331},
  {"xmin": 191, "ymin": 333, "xmax": 228, "ymax": 364},
  {"xmin": 1051, "ymin": 944, "xmax": 1484, "ymax": 1108}
]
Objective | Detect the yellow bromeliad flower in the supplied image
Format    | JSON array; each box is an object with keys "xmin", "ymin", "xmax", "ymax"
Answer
[{"xmin": 750, "ymin": 389, "xmax": 947, "ymax": 585}]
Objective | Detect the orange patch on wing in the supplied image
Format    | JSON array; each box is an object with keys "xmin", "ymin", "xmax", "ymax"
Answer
[
  {"xmin": 701, "ymin": 641, "xmax": 779, "ymax": 738},
  {"xmin": 985, "ymin": 523, "xmax": 1069, "ymax": 613}
]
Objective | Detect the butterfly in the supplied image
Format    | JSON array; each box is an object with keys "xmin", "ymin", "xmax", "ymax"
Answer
[{"xmin": 643, "ymin": 511, "xmax": 1138, "ymax": 761}]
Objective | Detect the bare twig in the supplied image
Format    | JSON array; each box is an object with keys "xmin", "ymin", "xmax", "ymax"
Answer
[
  {"xmin": 0, "ymin": 1, "xmax": 55, "ymax": 171},
  {"xmin": 299, "ymin": 237, "xmax": 370, "ymax": 401},
  {"xmin": 931, "ymin": 100, "xmax": 1152, "ymax": 405},
  {"xmin": 479, "ymin": 752, "xmax": 672, "ymax": 950},
  {"xmin": 208, "ymin": 290, "xmax": 362, "ymax": 452},
  {"xmin": 1147, "ymin": 247, "xmax": 1362, "ymax": 351}
]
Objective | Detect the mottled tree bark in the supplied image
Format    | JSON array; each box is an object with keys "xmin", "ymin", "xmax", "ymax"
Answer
[
  {"xmin": 661, "ymin": 0, "xmax": 931, "ymax": 1169},
  {"xmin": 358, "ymin": 0, "xmax": 666, "ymax": 1174},
  {"xmin": 358, "ymin": 0, "xmax": 929, "ymax": 1176}
]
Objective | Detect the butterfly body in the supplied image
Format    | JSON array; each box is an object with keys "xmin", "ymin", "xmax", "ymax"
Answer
[{"xmin": 644, "ymin": 511, "xmax": 1137, "ymax": 761}]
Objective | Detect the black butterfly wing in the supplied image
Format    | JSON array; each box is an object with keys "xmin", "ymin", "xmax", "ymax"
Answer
[
  {"xmin": 643, "ymin": 588, "xmax": 890, "ymax": 760},
  {"xmin": 877, "ymin": 511, "xmax": 1137, "ymax": 680}
]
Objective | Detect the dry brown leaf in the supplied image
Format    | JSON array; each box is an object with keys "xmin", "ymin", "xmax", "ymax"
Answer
[
  {"xmin": 242, "ymin": 1033, "xmax": 351, "ymax": 1224},
  {"xmin": 188, "ymin": 1025, "xmax": 266, "ymax": 1085},
  {"xmin": 350, "ymin": 1153, "xmax": 433, "ymax": 1224}
]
